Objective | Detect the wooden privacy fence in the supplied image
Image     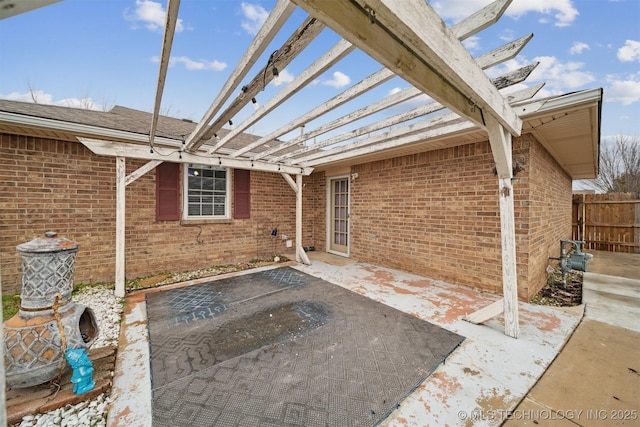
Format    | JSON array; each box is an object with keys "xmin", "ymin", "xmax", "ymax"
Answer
[{"xmin": 572, "ymin": 192, "xmax": 640, "ymax": 253}]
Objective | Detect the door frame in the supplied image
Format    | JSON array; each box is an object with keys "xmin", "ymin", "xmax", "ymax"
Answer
[{"xmin": 326, "ymin": 174, "xmax": 350, "ymax": 257}]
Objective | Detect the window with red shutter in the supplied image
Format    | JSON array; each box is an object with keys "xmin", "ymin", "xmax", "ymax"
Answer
[
  {"xmin": 234, "ymin": 169, "xmax": 250, "ymax": 219},
  {"xmin": 156, "ymin": 162, "xmax": 180, "ymax": 221}
]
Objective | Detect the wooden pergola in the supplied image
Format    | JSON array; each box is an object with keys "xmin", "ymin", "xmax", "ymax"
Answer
[{"xmin": 77, "ymin": 0, "xmax": 550, "ymax": 338}]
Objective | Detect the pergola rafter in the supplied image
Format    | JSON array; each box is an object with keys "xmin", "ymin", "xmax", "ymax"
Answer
[
  {"xmin": 209, "ymin": 39, "xmax": 356, "ymax": 155},
  {"xmin": 293, "ymin": 84, "xmax": 543, "ymax": 167},
  {"xmin": 182, "ymin": 1, "xmax": 309, "ymax": 152},
  {"xmin": 276, "ymin": 63, "xmax": 539, "ymax": 165},
  {"xmin": 252, "ymin": 35, "xmax": 533, "ymax": 162}
]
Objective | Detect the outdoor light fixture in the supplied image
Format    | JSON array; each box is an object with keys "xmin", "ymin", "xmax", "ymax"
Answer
[
  {"xmin": 252, "ymin": 97, "xmax": 259, "ymax": 110},
  {"xmin": 228, "ymin": 120, "xmax": 234, "ymax": 129}
]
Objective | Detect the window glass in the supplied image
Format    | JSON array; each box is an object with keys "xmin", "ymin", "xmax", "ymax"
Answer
[{"xmin": 185, "ymin": 164, "xmax": 228, "ymax": 218}]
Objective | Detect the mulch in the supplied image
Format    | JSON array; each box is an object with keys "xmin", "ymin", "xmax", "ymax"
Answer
[
  {"xmin": 5, "ymin": 346, "xmax": 117, "ymax": 426},
  {"xmin": 531, "ymin": 269, "xmax": 583, "ymax": 307}
]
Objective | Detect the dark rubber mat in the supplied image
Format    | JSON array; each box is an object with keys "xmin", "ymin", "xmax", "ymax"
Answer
[{"xmin": 146, "ymin": 267, "xmax": 464, "ymax": 426}]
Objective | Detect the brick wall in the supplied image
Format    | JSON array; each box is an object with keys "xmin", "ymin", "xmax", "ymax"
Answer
[
  {"xmin": 1, "ymin": 131, "xmax": 572, "ymax": 299},
  {"xmin": 321, "ymin": 134, "xmax": 568, "ymax": 300},
  {"xmin": 348, "ymin": 141, "xmax": 514, "ymax": 294},
  {"xmin": 524, "ymin": 134, "xmax": 573, "ymax": 299},
  {"xmin": 0, "ymin": 134, "xmax": 296, "ymax": 295},
  {"xmin": 302, "ymin": 171, "xmax": 326, "ymax": 252}
]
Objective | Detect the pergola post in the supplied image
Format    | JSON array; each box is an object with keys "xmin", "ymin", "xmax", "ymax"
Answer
[
  {"xmin": 115, "ymin": 156, "xmax": 126, "ymax": 298},
  {"xmin": 296, "ymin": 174, "xmax": 311, "ymax": 265},
  {"xmin": 498, "ymin": 177, "xmax": 520, "ymax": 338},
  {"xmin": 463, "ymin": 116, "xmax": 519, "ymax": 338},
  {"xmin": 282, "ymin": 173, "xmax": 311, "ymax": 265}
]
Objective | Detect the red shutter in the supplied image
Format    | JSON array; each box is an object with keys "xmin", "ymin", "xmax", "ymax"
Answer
[
  {"xmin": 156, "ymin": 162, "xmax": 180, "ymax": 221},
  {"xmin": 234, "ymin": 169, "xmax": 251, "ymax": 219}
]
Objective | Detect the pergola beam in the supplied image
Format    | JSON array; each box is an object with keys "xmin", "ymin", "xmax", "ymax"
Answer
[
  {"xmin": 291, "ymin": 0, "xmax": 522, "ymax": 135},
  {"xmin": 245, "ymin": 14, "xmax": 531, "ymax": 162},
  {"xmin": 264, "ymin": 32, "xmax": 533, "ymax": 163},
  {"xmin": 78, "ymin": 138, "xmax": 313, "ymax": 176}
]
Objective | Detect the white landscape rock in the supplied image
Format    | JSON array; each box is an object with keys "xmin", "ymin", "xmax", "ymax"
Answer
[{"xmin": 16, "ymin": 285, "xmax": 123, "ymax": 427}]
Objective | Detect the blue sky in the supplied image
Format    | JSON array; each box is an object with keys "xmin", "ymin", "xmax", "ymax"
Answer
[{"xmin": 1, "ymin": 0, "xmax": 638, "ymax": 144}]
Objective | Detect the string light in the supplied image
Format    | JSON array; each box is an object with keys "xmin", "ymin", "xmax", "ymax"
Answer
[
  {"xmin": 239, "ymin": 85, "xmax": 248, "ymax": 100},
  {"xmin": 252, "ymin": 97, "xmax": 259, "ymax": 110}
]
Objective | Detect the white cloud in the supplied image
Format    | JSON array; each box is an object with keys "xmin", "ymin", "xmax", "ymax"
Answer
[
  {"xmin": 605, "ymin": 74, "xmax": 640, "ymax": 105},
  {"xmin": 152, "ymin": 55, "xmax": 227, "ymax": 71},
  {"xmin": 2, "ymin": 90, "xmax": 52, "ymax": 103},
  {"xmin": 462, "ymin": 36, "xmax": 481, "ymax": 52},
  {"xmin": 240, "ymin": 2, "xmax": 268, "ymax": 35},
  {"xmin": 322, "ymin": 71, "xmax": 351, "ymax": 88},
  {"xmin": 617, "ymin": 40, "xmax": 640, "ymax": 63},
  {"xmin": 57, "ymin": 98, "xmax": 104, "ymax": 111},
  {"xmin": 569, "ymin": 42, "xmax": 590, "ymax": 55},
  {"xmin": 507, "ymin": 0, "xmax": 578, "ymax": 27},
  {"xmin": 1, "ymin": 90, "xmax": 103, "ymax": 110},
  {"xmin": 272, "ymin": 69, "xmax": 294, "ymax": 87},
  {"xmin": 127, "ymin": 0, "xmax": 184, "ymax": 33},
  {"xmin": 431, "ymin": 0, "xmax": 578, "ymax": 27}
]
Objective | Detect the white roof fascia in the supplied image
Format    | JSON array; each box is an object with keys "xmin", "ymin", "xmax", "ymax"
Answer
[{"xmin": 513, "ymin": 87, "xmax": 603, "ymax": 118}]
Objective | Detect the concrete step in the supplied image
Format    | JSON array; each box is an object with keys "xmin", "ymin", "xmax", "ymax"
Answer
[
  {"xmin": 583, "ymin": 272, "xmax": 640, "ymax": 299},
  {"xmin": 583, "ymin": 272, "xmax": 640, "ymax": 332}
]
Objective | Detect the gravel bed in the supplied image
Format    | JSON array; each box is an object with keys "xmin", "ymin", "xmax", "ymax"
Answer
[{"xmin": 15, "ymin": 285, "xmax": 124, "ymax": 427}]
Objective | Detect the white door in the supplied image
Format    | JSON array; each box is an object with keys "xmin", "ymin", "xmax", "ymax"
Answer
[{"xmin": 329, "ymin": 177, "xmax": 349, "ymax": 255}]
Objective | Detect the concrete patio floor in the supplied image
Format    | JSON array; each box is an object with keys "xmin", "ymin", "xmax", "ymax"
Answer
[{"xmin": 106, "ymin": 251, "xmax": 598, "ymax": 426}]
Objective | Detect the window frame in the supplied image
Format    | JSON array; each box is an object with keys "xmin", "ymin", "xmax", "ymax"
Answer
[{"xmin": 182, "ymin": 164, "xmax": 231, "ymax": 220}]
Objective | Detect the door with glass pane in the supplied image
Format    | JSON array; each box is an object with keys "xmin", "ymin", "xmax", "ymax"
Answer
[{"xmin": 329, "ymin": 177, "xmax": 349, "ymax": 255}]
